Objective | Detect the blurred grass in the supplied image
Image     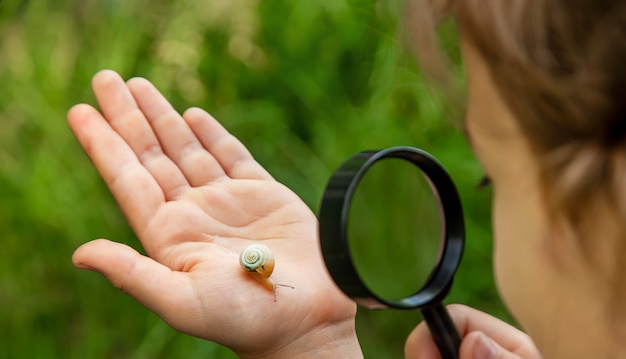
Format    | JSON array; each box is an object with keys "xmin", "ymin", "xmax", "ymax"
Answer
[{"xmin": 0, "ymin": 0, "xmax": 508, "ymax": 358}]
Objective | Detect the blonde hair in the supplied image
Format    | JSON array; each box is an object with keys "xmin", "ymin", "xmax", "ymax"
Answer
[{"xmin": 405, "ymin": 0, "xmax": 626, "ymax": 308}]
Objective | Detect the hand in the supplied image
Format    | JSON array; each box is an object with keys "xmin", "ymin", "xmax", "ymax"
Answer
[
  {"xmin": 405, "ymin": 305, "xmax": 541, "ymax": 359},
  {"xmin": 68, "ymin": 70, "xmax": 360, "ymax": 358}
]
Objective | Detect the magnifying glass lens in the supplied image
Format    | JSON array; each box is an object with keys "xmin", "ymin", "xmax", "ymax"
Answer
[{"xmin": 347, "ymin": 158, "xmax": 442, "ymax": 300}]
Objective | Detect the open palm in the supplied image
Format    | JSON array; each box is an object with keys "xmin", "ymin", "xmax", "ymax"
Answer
[{"xmin": 69, "ymin": 70, "xmax": 358, "ymax": 358}]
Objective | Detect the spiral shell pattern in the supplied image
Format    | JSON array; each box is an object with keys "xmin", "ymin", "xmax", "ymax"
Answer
[{"xmin": 239, "ymin": 244, "xmax": 275, "ymax": 276}]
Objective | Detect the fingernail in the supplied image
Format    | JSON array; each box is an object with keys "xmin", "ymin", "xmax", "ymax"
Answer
[
  {"xmin": 75, "ymin": 262, "xmax": 96, "ymax": 271},
  {"xmin": 474, "ymin": 333, "xmax": 497, "ymax": 359}
]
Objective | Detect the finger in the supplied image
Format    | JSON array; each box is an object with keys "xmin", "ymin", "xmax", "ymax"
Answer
[
  {"xmin": 91, "ymin": 70, "xmax": 189, "ymax": 199},
  {"xmin": 72, "ymin": 239, "xmax": 196, "ymax": 328},
  {"xmin": 67, "ymin": 103, "xmax": 163, "ymax": 233},
  {"xmin": 445, "ymin": 304, "xmax": 538, "ymax": 355},
  {"xmin": 126, "ymin": 77, "xmax": 228, "ymax": 186},
  {"xmin": 405, "ymin": 320, "xmax": 449, "ymax": 359},
  {"xmin": 183, "ymin": 107, "xmax": 274, "ymax": 181},
  {"xmin": 460, "ymin": 331, "xmax": 536, "ymax": 359},
  {"xmin": 405, "ymin": 305, "xmax": 540, "ymax": 359}
]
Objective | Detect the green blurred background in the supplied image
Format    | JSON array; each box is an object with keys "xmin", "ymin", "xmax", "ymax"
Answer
[{"xmin": 0, "ymin": 0, "xmax": 510, "ymax": 357}]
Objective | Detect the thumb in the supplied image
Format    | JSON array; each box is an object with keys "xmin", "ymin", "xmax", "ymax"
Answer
[
  {"xmin": 72, "ymin": 239, "xmax": 193, "ymax": 322},
  {"xmin": 461, "ymin": 332, "xmax": 524, "ymax": 359}
]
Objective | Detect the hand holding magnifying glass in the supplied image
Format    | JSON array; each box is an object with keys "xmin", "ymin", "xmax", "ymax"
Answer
[{"xmin": 318, "ymin": 146, "xmax": 464, "ymax": 359}]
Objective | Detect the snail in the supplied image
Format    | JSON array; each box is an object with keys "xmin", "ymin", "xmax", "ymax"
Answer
[{"xmin": 239, "ymin": 244, "xmax": 294, "ymax": 301}]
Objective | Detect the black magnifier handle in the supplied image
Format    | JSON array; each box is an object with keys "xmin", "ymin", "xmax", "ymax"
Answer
[{"xmin": 421, "ymin": 304, "xmax": 461, "ymax": 359}]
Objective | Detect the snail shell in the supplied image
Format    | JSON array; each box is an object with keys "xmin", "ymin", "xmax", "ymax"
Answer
[
  {"xmin": 239, "ymin": 243, "xmax": 275, "ymax": 277},
  {"xmin": 239, "ymin": 244, "xmax": 293, "ymax": 300}
]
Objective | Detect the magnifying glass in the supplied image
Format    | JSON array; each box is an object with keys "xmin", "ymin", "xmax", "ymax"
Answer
[{"xmin": 318, "ymin": 146, "xmax": 464, "ymax": 359}]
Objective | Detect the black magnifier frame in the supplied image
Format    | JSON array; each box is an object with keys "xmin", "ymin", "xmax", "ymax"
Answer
[{"xmin": 318, "ymin": 146, "xmax": 464, "ymax": 359}]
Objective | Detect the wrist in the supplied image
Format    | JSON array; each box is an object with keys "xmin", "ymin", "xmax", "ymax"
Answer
[{"xmin": 238, "ymin": 319, "xmax": 363, "ymax": 359}]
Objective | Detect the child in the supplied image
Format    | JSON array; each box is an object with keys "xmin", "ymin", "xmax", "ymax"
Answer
[{"xmin": 68, "ymin": 1, "xmax": 626, "ymax": 357}]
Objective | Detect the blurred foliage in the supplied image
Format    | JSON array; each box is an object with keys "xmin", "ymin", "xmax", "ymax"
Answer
[
  {"xmin": 0, "ymin": 0, "xmax": 510, "ymax": 358},
  {"xmin": 348, "ymin": 158, "xmax": 442, "ymax": 299}
]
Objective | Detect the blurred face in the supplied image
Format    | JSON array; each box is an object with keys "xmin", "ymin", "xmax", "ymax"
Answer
[
  {"xmin": 461, "ymin": 36, "xmax": 547, "ymax": 317},
  {"xmin": 460, "ymin": 34, "xmax": 622, "ymax": 356},
  {"xmin": 460, "ymin": 37, "xmax": 593, "ymax": 353}
]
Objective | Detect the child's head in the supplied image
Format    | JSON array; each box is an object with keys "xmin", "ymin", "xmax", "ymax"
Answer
[
  {"xmin": 410, "ymin": 0, "xmax": 626, "ymax": 354},
  {"xmin": 456, "ymin": 0, "xmax": 626, "ymax": 224}
]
